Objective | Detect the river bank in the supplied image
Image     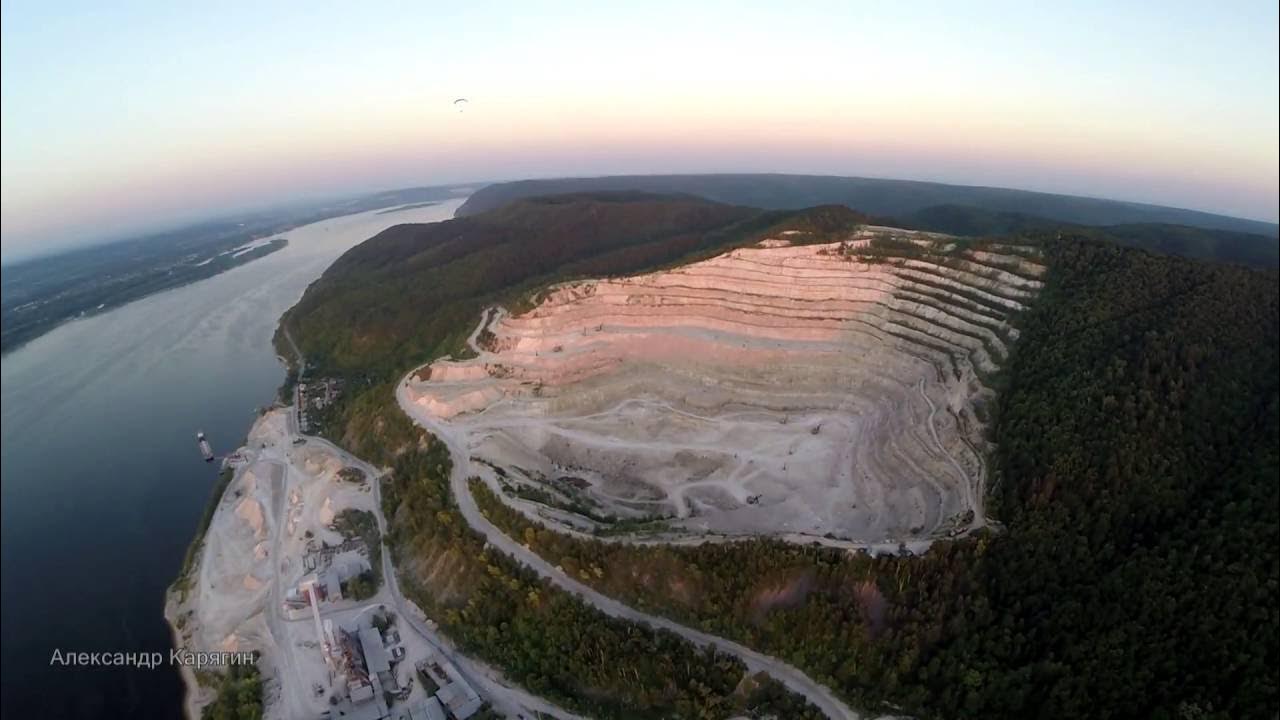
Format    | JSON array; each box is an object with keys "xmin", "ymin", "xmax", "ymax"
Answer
[{"xmin": 0, "ymin": 199, "xmax": 463, "ymax": 719}]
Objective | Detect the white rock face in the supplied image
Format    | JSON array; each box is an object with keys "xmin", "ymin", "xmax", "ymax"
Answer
[{"xmin": 407, "ymin": 228, "xmax": 1044, "ymax": 544}]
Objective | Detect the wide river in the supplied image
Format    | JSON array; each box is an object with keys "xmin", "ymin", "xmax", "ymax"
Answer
[{"xmin": 0, "ymin": 199, "xmax": 462, "ymax": 719}]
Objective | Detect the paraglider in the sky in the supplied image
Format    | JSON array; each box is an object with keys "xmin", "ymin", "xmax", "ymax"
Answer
[{"xmin": 453, "ymin": 98, "xmax": 468, "ymax": 112}]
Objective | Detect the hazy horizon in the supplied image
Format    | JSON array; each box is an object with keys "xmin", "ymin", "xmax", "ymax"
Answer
[
  {"xmin": 3, "ymin": 1, "xmax": 1277, "ymax": 260},
  {"xmin": 5, "ymin": 167, "xmax": 1279, "ymax": 266}
]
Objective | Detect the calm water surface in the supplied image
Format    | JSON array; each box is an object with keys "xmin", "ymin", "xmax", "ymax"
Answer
[{"xmin": 0, "ymin": 199, "xmax": 461, "ymax": 719}]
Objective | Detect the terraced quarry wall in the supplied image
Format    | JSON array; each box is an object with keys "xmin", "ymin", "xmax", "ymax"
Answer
[{"xmin": 405, "ymin": 226, "xmax": 1044, "ymax": 545}]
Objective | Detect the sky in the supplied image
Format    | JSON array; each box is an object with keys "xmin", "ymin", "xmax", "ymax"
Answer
[{"xmin": 2, "ymin": 0, "xmax": 1277, "ymax": 261}]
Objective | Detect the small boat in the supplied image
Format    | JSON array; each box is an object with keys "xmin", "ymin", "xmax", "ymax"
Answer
[{"xmin": 197, "ymin": 431, "xmax": 215, "ymax": 462}]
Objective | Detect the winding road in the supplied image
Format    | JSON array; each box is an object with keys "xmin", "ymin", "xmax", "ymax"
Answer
[
  {"xmin": 395, "ymin": 365, "xmax": 865, "ymax": 720},
  {"xmin": 274, "ymin": 339, "xmax": 584, "ymax": 719}
]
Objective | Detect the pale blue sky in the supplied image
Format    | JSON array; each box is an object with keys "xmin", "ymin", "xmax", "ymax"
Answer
[{"xmin": 2, "ymin": 0, "xmax": 1277, "ymax": 259}]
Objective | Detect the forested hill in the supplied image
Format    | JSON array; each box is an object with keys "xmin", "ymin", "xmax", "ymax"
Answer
[
  {"xmin": 457, "ymin": 174, "xmax": 1279, "ymax": 238},
  {"xmin": 904, "ymin": 204, "xmax": 1279, "ymax": 267},
  {"xmin": 279, "ymin": 192, "xmax": 813, "ymax": 381},
  {"xmin": 953, "ymin": 240, "xmax": 1277, "ymax": 717}
]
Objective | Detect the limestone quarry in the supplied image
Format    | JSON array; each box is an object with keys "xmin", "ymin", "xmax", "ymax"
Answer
[{"xmin": 404, "ymin": 226, "xmax": 1044, "ymax": 546}]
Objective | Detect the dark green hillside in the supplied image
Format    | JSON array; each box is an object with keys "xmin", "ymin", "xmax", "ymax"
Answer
[
  {"xmin": 457, "ymin": 174, "xmax": 1279, "ymax": 237},
  {"xmin": 967, "ymin": 236, "xmax": 1278, "ymax": 719},
  {"xmin": 1094, "ymin": 222, "xmax": 1279, "ymax": 267},
  {"xmin": 903, "ymin": 203, "xmax": 1062, "ymax": 236},
  {"xmin": 279, "ymin": 192, "xmax": 788, "ymax": 381},
  {"xmin": 906, "ymin": 204, "xmax": 1279, "ymax": 267}
]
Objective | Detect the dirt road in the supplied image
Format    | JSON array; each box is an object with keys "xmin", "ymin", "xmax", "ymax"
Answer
[{"xmin": 396, "ymin": 373, "xmax": 866, "ymax": 720}]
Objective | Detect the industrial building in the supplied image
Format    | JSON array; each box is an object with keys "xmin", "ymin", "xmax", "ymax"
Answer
[
  {"xmin": 414, "ymin": 649, "xmax": 482, "ymax": 720},
  {"xmin": 328, "ymin": 624, "xmax": 390, "ymax": 720},
  {"xmin": 402, "ymin": 698, "xmax": 447, "ymax": 720},
  {"xmin": 436, "ymin": 681, "xmax": 482, "ymax": 719},
  {"xmin": 303, "ymin": 596, "xmax": 481, "ymax": 720}
]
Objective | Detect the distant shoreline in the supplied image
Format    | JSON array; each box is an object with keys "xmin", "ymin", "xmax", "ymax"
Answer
[
  {"xmin": 375, "ymin": 200, "xmax": 440, "ymax": 214},
  {"xmin": 1, "ymin": 185, "xmax": 473, "ymax": 358},
  {"xmin": 0, "ymin": 238, "xmax": 288, "ymax": 357}
]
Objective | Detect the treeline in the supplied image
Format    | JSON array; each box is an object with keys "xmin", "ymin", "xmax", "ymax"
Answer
[
  {"xmin": 202, "ymin": 664, "xmax": 263, "ymax": 720},
  {"xmin": 905, "ymin": 204, "xmax": 1279, "ymax": 268},
  {"xmin": 472, "ymin": 236, "xmax": 1279, "ymax": 719},
  {"xmin": 456, "ymin": 175, "xmax": 1280, "ymax": 240}
]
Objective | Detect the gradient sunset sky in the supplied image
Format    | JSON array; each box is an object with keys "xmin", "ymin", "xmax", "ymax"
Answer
[{"xmin": 2, "ymin": 0, "xmax": 1277, "ymax": 260}]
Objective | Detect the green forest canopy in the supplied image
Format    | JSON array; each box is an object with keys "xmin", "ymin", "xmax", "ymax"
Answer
[{"xmin": 458, "ymin": 174, "xmax": 1278, "ymax": 241}]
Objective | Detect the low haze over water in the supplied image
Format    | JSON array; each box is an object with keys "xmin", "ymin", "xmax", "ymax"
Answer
[{"xmin": 0, "ymin": 200, "xmax": 461, "ymax": 719}]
